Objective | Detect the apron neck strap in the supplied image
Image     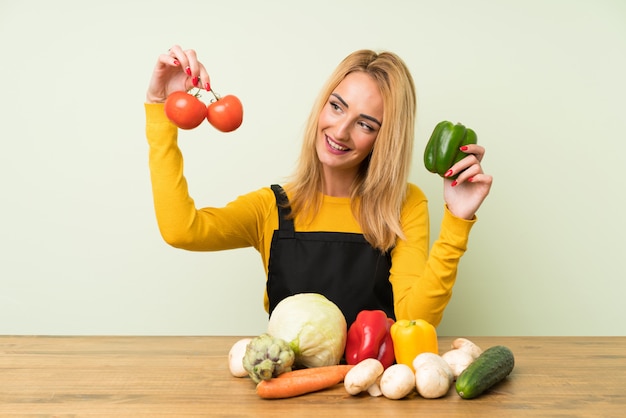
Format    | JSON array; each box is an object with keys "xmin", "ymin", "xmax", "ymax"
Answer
[{"xmin": 271, "ymin": 184, "xmax": 295, "ymax": 237}]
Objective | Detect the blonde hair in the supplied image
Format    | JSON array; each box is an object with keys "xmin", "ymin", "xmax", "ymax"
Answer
[{"xmin": 287, "ymin": 50, "xmax": 417, "ymax": 253}]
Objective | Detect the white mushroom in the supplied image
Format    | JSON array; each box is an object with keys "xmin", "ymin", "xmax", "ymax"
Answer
[
  {"xmin": 366, "ymin": 381, "xmax": 383, "ymax": 397},
  {"xmin": 344, "ymin": 358, "xmax": 384, "ymax": 395},
  {"xmin": 413, "ymin": 352, "xmax": 454, "ymax": 399},
  {"xmin": 228, "ymin": 338, "xmax": 252, "ymax": 377},
  {"xmin": 380, "ymin": 364, "xmax": 416, "ymax": 400}
]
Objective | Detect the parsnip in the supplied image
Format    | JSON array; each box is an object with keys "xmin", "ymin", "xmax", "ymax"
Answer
[
  {"xmin": 441, "ymin": 348, "xmax": 475, "ymax": 378},
  {"xmin": 451, "ymin": 338, "xmax": 483, "ymax": 359}
]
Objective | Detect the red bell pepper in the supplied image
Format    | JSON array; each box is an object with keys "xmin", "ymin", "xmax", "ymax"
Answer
[{"xmin": 345, "ymin": 310, "xmax": 395, "ymax": 369}]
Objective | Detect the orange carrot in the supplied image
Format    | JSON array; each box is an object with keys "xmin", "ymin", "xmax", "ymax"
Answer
[
  {"xmin": 274, "ymin": 364, "xmax": 354, "ymax": 379},
  {"xmin": 256, "ymin": 364, "xmax": 354, "ymax": 399}
]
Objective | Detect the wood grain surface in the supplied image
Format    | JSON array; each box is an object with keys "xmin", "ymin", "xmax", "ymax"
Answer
[{"xmin": 1, "ymin": 336, "xmax": 624, "ymax": 417}]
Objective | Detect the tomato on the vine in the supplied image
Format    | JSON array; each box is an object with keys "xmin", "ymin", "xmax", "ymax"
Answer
[
  {"xmin": 164, "ymin": 91, "xmax": 207, "ymax": 130},
  {"xmin": 206, "ymin": 95, "xmax": 244, "ymax": 133}
]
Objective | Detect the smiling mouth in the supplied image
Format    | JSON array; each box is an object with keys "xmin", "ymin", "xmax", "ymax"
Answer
[{"xmin": 326, "ymin": 136, "xmax": 350, "ymax": 151}]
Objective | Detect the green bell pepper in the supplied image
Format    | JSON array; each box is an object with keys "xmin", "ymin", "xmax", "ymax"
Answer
[{"xmin": 423, "ymin": 121, "xmax": 478, "ymax": 179}]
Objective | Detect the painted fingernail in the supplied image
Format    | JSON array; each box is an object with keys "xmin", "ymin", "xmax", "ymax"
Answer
[
  {"xmin": 444, "ymin": 169, "xmax": 453, "ymax": 177},
  {"xmin": 185, "ymin": 66, "xmax": 192, "ymax": 76},
  {"xmin": 205, "ymin": 82, "xmax": 211, "ymax": 91},
  {"xmin": 451, "ymin": 180, "xmax": 458, "ymax": 187},
  {"xmin": 192, "ymin": 76, "xmax": 199, "ymax": 86},
  {"xmin": 173, "ymin": 59, "xmax": 180, "ymax": 66},
  {"xmin": 460, "ymin": 146, "xmax": 469, "ymax": 151}
]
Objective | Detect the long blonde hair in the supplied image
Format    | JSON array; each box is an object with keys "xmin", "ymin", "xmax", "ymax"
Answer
[{"xmin": 287, "ymin": 50, "xmax": 417, "ymax": 253}]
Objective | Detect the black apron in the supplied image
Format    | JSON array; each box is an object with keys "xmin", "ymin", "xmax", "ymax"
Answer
[{"xmin": 267, "ymin": 184, "xmax": 394, "ymax": 326}]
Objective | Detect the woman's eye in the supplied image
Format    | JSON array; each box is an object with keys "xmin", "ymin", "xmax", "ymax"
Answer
[
  {"xmin": 359, "ymin": 121, "xmax": 374, "ymax": 132},
  {"xmin": 329, "ymin": 101, "xmax": 342, "ymax": 111}
]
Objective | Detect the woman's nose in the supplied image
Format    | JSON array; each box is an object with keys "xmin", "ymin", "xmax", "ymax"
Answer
[{"xmin": 334, "ymin": 119, "xmax": 351, "ymax": 141}]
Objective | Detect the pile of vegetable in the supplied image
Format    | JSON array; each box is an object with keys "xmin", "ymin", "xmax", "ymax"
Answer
[
  {"xmin": 228, "ymin": 293, "xmax": 351, "ymax": 398},
  {"xmin": 227, "ymin": 302, "xmax": 515, "ymax": 401},
  {"xmin": 343, "ymin": 336, "xmax": 514, "ymax": 401}
]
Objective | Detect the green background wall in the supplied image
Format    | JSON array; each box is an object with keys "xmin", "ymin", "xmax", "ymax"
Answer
[{"xmin": 1, "ymin": 0, "xmax": 624, "ymax": 336}]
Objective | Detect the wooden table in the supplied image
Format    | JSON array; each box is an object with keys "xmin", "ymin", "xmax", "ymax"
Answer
[{"xmin": 0, "ymin": 336, "xmax": 624, "ymax": 417}]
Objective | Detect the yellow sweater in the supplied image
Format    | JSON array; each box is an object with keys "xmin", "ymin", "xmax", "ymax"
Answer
[{"xmin": 145, "ymin": 103, "xmax": 476, "ymax": 326}]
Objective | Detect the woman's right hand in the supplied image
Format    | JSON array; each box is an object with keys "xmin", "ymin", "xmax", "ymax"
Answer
[{"xmin": 146, "ymin": 45, "xmax": 210, "ymax": 103}]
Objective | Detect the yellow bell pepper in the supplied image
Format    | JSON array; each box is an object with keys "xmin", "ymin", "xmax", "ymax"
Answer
[{"xmin": 390, "ymin": 319, "xmax": 438, "ymax": 371}]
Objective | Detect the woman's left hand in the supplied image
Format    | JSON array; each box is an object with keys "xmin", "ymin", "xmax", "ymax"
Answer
[{"xmin": 443, "ymin": 144, "xmax": 493, "ymax": 220}]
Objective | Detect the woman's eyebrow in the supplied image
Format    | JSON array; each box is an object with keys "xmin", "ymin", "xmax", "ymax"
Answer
[{"xmin": 331, "ymin": 93, "xmax": 382, "ymax": 127}]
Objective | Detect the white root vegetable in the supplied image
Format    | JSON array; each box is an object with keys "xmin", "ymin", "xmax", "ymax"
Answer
[
  {"xmin": 380, "ymin": 364, "xmax": 416, "ymax": 400},
  {"xmin": 344, "ymin": 358, "xmax": 384, "ymax": 395},
  {"xmin": 451, "ymin": 338, "xmax": 483, "ymax": 359},
  {"xmin": 413, "ymin": 352, "xmax": 454, "ymax": 399},
  {"xmin": 228, "ymin": 338, "xmax": 252, "ymax": 377},
  {"xmin": 441, "ymin": 348, "xmax": 475, "ymax": 378}
]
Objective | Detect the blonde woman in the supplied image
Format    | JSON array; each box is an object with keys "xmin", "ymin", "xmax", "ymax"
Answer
[{"xmin": 145, "ymin": 45, "xmax": 492, "ymax": 327}]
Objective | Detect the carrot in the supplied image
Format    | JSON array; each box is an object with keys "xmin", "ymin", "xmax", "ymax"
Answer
[
  {"xmin": 273, "ymin": 364, "xmax": 354, "ymax": 379},
  {"xmin": 256, "ymin": 364, "xmax": 354, "ymax": 399}
]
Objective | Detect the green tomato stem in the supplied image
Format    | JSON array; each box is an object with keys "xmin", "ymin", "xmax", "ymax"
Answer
[
  {"xmin": 209, "ymin": 89, "xmax": 220, "ymax": 101},
  {"xmin": 191, "ymin": 87, "xmax": 202, "ymax": 99}
]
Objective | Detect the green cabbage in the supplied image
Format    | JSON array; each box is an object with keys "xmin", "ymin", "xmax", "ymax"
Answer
[{"xmin": 267, "ymin": 293, "xmax": 347, "ymax": 368}]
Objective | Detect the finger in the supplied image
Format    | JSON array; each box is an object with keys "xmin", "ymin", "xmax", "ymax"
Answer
[
  {"xmin": 197, "ymin": 61, "xmax": 212, "ymax": 91},
  {"xmin": 184, "ymin": 48, "xmax": 200, "ymax": 79},
  {"xmin": 179, "ymin": 48, "xmax": 205, "ymax": 88},
  {"xmin": 168, "ymin": 45, "xmax": 192, "ymax": 77},
  {"xmin": 446, "ymin": 154, "xmax": 480, "ymax": 179},
  {"xmin": 467, "ymin": 173, "xmax": 493, "ymax": 186},
  {"xmin": 158, "ymin": 52, "xmax": 180, "ymax": 68},
  {"xmin": 453, "ymin": 163, "xmax": 482, "ymax": 185},
  {"xmin": 460, "ymin": 144, "xmax": 486, "ymax": 162}
]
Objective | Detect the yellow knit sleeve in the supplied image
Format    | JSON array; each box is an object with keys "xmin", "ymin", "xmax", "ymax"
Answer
[{"xmin": 390, "ymin": 185, "xmax": 476, "ymax": 326}]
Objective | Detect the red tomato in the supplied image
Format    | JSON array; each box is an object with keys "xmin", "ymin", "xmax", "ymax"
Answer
[
  {"xmin": 164, "ymin": 91, "xmax": 207, "ymax": 130},
  {"xmin": 206, "ymin": 95, "xmax": 243, "ymax": 132}
]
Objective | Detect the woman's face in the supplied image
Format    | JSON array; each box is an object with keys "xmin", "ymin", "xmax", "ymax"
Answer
[{"xmin": 316, "ymin": 71, "xmax": 383, "ymax": 178}]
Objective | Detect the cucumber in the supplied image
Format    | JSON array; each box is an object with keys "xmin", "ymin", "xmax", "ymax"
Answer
[{"xmin": 455, "ymin": 345, "xmax": 515, "ymax": 399}]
